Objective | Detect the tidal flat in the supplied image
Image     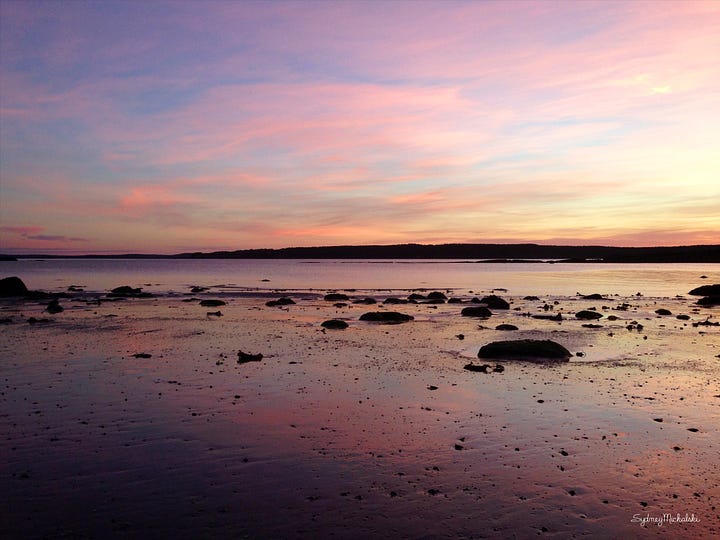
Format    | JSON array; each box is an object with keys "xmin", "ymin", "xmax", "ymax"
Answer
[{"xmin": 1, "ymin": 285, "xmax": 718, "ymax": 539}]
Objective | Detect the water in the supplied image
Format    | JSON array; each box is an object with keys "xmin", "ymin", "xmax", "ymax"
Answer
[{"xmin": 1, "ymin": 258, "xmax": 718, "ymax": 297}]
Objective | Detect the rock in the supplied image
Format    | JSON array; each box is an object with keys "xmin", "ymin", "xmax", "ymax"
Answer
[
  {"xmin": 688, "ymin": 284, "xmax": 720, "ymax": 296},
  {"xmin": 464, "ymin": 363, "xmax": 491, "ymax": 373},
  {"xmin": 427, "ymin": 291, "xmax": 447, "ymax": 300},
  {"xmin": 191, "ymin": 286, "xmax": 209, "ymax": 293},
  {"xmin": 480, "ymin": 295, "xmax": 510, "ymax": 309},
  {"xmin": 324, "ymin": 293, "xmax": 349, "ymax": 301},
  {"xmin": 576, "ymin": 310, "xmax": 602, "ymax": 320},
  {"xmin": 676, "ymin": 314, "xmax": 690, "ymax": 320},
  {"xmin": 532, "ymin": 313, "xmax": 563, "ymax": 321},
  {"xmin": 582, "ymin": 323, "xmax": 603, "ymax": 328},
  {"xmin": 206, "ymin": 311, "xmax": 223, "ymax": 317},
  {"xmin": 495, "ymin": 324, "xmax": 518, "ymax": 331},
  {"xmin": 107, "ymin": 285, "xmax": 153, "ymax": 298},
  {"xmin": 383, "ymin": 297, "xmax": 409, "ymax": 304},
  {"xmin": 493, "ymin": 364, "xmax": 505, "ymax": 373},
  {"xmin": 352, "ymin": 297, "xmax": 377, "ymax": 305},
  {"xmin": 0, "ymin": 276, "xmax": 28, "ymax": 297},
  {"xmin": 199, "ymin": 299, "xmax": 226, "ymax": 307},
  {"xmin": 582, "ymin": 293, "xmax": 605, "ymax": 300},
  {"xmin": 238, "ymin": 350, "xmax": 263, "ymax": 363},
  {"xmin": 321, "ymin": 319, "xmax": 349, "ymax": 330},
  {"xmin": 27, "ymin": 317, "xmax": 51, "ymax": 324},
  {"xmin": 524, "ymin": 295, "xmax": 540, "ymax": 301},
  {"xmin": 359, "ymin": 312, "xmax": 413, "ymax": 324},
  {"xmin": 697, "ymin": 296, "xmax": 720, "ymax": 306},
  {"xmin": 477, "ymin": 339, "xmax": 571, "ymax": 362},
  {"xmin": 132, "ymin": 353, "xmax": 152, "ymax": 359},
  {"xmin": 655, "ymin": 308, "xmax": 672, "ymax": 315},
  {"xmin": 266, "ymin": 297, "xmax": 295, "ymax": 307},
  {"xmin": 46, "ymin": 299, "xmax": 64, "ymax": 314},
  {"xmin": 461, "ymin": 306, "xmax": 492, "ymax": 318},
  {"xmin": 447, "ymin": 298, "xmax": 463, "ymax": 304},
  {"xmin": 408, "ymin": 293, "xmax": 426, "ymax": 301}
]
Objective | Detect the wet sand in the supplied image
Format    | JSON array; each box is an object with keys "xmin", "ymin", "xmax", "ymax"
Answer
[{"xmin": 1, "ymin": 286, "xmax": 719, "ymax": 538}]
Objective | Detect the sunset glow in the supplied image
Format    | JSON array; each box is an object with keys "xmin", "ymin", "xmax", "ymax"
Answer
[{"xmin": 1, "ymin": 0, "xmax": 718, "ymax": 254}]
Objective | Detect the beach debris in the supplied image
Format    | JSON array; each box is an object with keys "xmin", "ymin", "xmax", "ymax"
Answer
[
  {"xmin": 655, "ymin": 308, "xmax": 672, "ymax": 315},
  {"xmin": 46, "ymin": 298, "xmax": 64, "ymax": 314},
  {"xmin": 266, "ymin": 297, "xmax": 295, "ymax": 307},
  {"xmin": 461, "ymin": 306, "xmax": 492, "ymax": 318},
  {"xmin": 0, "ymin": 276, "xmax": 30, "ymax": 297},
  {"xmin": 688, "ymin": 284, "xmax": 720, "ymax": 296},
  {"xmin": 199, "ymin": 299, "xmax": 226, "ymax": 307},
  {"xmin": 321, "ymin": 319, "xmax": 349, "ymax": 330},
  {"xmin": 324, "ymin": 293, "xmax": 350, "ymax": 301},
  {"xmin": 495, "ymin": 324, "xmax": 518, "ymax": 331},
  {"xmin": 237, "ymin": 350, "xmax": 263, "ymax": 363},
  {"xmin": 132, "ymin": 353, "xmax": 152, "ymax": 359},
  {"xmin": 359, "ymin": 311, "xmax": 413, "ymax": 324},
  {"xmin": 107, "ymin": 285, "xmax": 154, "ymax": 298},
  {"xmin": 480, "ymin": 295, "xmax": 510, "ymax": 309},
  {"xmin": 477, "ymin": 339, "xmax": 572, "ymax": 362},
  {"xmin": 576, "ymin": 310, "xmax": 602, "ymax": 320}
]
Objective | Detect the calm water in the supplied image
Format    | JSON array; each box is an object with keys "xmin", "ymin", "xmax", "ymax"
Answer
[{"xmin": 1, "ymin": 258, "xmax": 718, "ymax": 297}]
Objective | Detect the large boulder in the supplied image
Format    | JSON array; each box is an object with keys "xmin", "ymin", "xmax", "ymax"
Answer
[
  {"xmin": 689, "ymin": 284, "xmax": 720, "ymax": 296},
  {"xmin": 480, "ymin": 295, "xmax": 510, "ymax": 309},
  {"xmin": 576, "ymin": 310, "xmax": 602, "ymax": 320},
  {"xmin": 461, "ymin": 306, "xmax": 492, "ymax": 318},
  {"xmin": 697, "ymin": 296, "xmax": 720, "ymax": 306},
  {"xmin": 477, "ymin": 339, "xmax": 571, "ymax": 362},
  {"xmin": 359, "ymin": 311, "xmax": 413, "ymax": 324},
  {"xmin": 0, "ymin": 276, "xmax": 28, "ymax": 297}
]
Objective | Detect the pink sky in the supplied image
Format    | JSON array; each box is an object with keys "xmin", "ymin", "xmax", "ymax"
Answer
[{"xmin": 1, "ymin": 0, "xmax": 718, "ymax": 254}]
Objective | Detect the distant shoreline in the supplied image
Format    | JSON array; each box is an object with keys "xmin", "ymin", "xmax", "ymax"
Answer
[{"xmin": 2, "ymin": 243, "xmax": 719, "ymax": 263}]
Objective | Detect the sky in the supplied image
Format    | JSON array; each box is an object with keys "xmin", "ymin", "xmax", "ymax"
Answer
[{"xmin": 1, "ymin": 0, "xmax": 719, "ymax": 254}]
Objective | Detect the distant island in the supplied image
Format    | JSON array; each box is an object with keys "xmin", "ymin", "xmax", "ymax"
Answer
[{"xmin": 3, "ymin": 243, "xmax": 719, "ymax": 263}]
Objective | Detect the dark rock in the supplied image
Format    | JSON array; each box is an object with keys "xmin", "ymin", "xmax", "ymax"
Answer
[
  {"xmin": 697, "ymin": 296, "xmax": 720, "ymax": 306},
  {"xmin": 408, "ymin": 293, "xmax": 426, "ymax": 300},
  {"xmin": 532, "ymin": 313, "xmax": 563, "ymax": 321},
  {"xmin": 359, "ymin": 311, "xmax": 413, "ymax": 324},
  {"xmin": 582, "ymin": 323, "xmax": 603, "ymax": 328},
  {"xmin": 321, "ymin": 319, "xmax": 349, "ymax": 330},
  {"xmin": 0, "ymin": 276, "xmax": 28, "ymax": 297},
  {"xmin": 427, "ymin": 385, "xmax": 438, "ymax": 390},
  {"xmin": 191, "ymin": 286, "xmax": 209, "ymax": 293},
  {"xmin": 456, "ymin": 334, "xmax": 465, "ymax": 340},
  {"xmin": 492, "ymin": 364, "xmax": 505, "ymax": 373},
  {"xmin": 107, "ymin": 285, "xmax": 154, "ymax": 298},
  {"xmin": 582, "ymin": 293, "xmax": 605, "ymax": 300},
  {"xmin": 0, "ymin": 317, "xmax": 12, "ymax": 324},
  {"xmin": 477, "ymin": 339, "xmax": 572, "ymax": 362},
  {"xmin": 495, "ymin": 324, "xmax": 518, "ymax": 331},
  {"xmin": 383, "ymin": 297, "xmax": 409, "ymax": 304},
  {"xmin": 524, "ymin": 295, "xmax": 540, "ymax": 301},
  {"xmin": 200, "ymin": 299, "xmax": 226, "ymax": 307},
  {"xmin": 655, "ymin": 308, "xmax": 672, "ymax": 315},
  {"xmin": 46, "ymin": 299, "xmax": 64, "ymax": 314},
  {"xmin": 427, "ymin": 291, "xmax": 447, "ymax": 300},
  {"xmin": 238, "ymin": 350, "xmax": 263, "ymax": 363},
  {"xmin": 67, "ymin": 286, "xmax": 84, "ymax": 292},
  {"xmin": 692, "ymin": 319, "xmax": 720, "ymax": 327},
  {"xmin": 688, "ymin": 284, "xmax": 720, "ymax": 296},
  {"xmin": 206, "ymin": 311, "xmax": 223, "ymax": 317},
  {"xmin": 676, "ymin": 314, "xmax": 690, "ymax": 320},
  {"xmin": 27, "ymin": 317, "xmax": 52, "ymax": 324},
  {"xmin": 480, "ymin": 295, "xmax": 510, "ymax": 309},
  {"xmin": 132, "ymin": 353, "xmax": 152, "ymax": 359},
  {"xmin": 464, "ymin": 363, "xmax": 491, "ymax": 373},
  {"xmin": 447, "ymin": 298, "xmax": 463, "ymax": 304},
  {"xmin": 352, "ymin": 297, "xmax": 377, "ymax": 305},
  {"xmin": 333, "ymin": 303, "xmax": 347, "ymax": 308},
  {"xmin": 576, "ymin": 310, "xmax": 602, "ymax": 320},
  {"xmin": 266, "ymin": 297, "xmax": 295, "ymax": 307},
  {"xmin": 324, "ymin": 293, "xmax": 350, "ymax": 301},
  {"xmin": 461, "ymin": 306, "xmax": 492, "ymax": 318}
]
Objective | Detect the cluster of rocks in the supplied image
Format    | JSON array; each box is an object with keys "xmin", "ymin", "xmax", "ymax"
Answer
[{"xmin": 689, "ymin": 284, "xmax": 720, "ymax": 306}]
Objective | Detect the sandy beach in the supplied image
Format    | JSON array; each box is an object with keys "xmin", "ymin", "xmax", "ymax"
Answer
[{"xmin": 1, "ymin": 284, "xmax": 718, "ymax": 538}]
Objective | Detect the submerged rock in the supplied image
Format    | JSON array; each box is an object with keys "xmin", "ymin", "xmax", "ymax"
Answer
[
  {"xmin": 461, "ymin": 306, "xmax": 492, "ymax": 318},
  {"xmin": 238, "ymin": 350, "xmax": 263, "ymax": 363},
  {"xmin": 321, "ymin": 319, "xmax": 349, "ymax": 330},
  {"xmin": 477, "ymin": 339, "xmax": 571, "ymax": 362},
  {"xmin": 576, "ymin": 310, "xmax": 602, "ymax": 320},
  {"xmin": 46, "ymin": 299, "xmax": 64, "ymax": 314},
  {"xmin": 107, "ymin": 285, "xmax": 154, "ymax": 298},
  {"xmin": 688, "ymin": 284, "xmax": 720, "ymax": 296},
  {"xmin": 383, "ymin": 297, "xmax": 409, "ymax": 304},
  {"xmin": 359, "ymin": 311, "xmax": 413, "ymax": 323},
  {"xmin": 480, "ymin": 295, "xmax": 510, "ymax": 309},
  {"xmin": 324, "ymin": 293, "xmax": 350, "ymax": 301},
  {"xmin": 0, "ymin": 276, "xmax": 28, "ymax": 297}
]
